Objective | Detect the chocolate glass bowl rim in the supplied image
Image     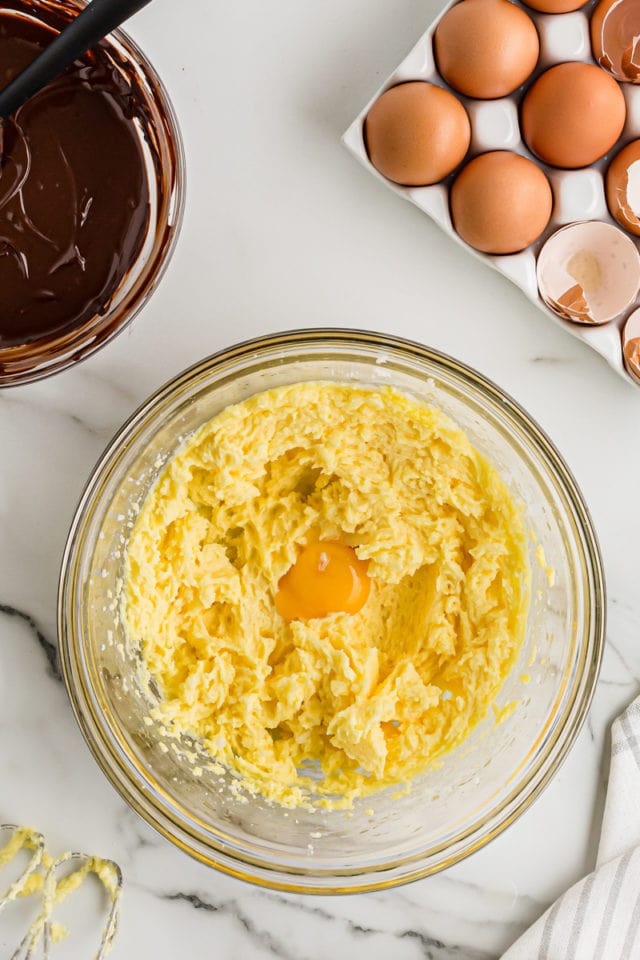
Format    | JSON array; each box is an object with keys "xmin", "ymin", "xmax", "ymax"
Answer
[
  {"xmin": 0, "ymin": 0, "xmax": 186, "ymax": 388},
  {"xmin": 58, "ymin": 329, "xmax": 606, "ymax": 894}
]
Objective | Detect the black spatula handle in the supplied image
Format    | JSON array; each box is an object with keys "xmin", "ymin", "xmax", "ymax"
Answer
[{"xmin": 0, "ymin": 0, "xmax": 153, "ymax": 120}]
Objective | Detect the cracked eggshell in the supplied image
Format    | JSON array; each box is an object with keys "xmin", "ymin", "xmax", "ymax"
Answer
[
  {"xmin": 622, "ymin": 306, "xmax": 640, "ymax": 382},
  {"xmin": 591, "ymin": 0, "xmax": 640, "ymax": 83},
  {"xmin": 606, "ymin": 139, "xmax": 640, "ymax": 235},
  {"xmin": 537, "ymin": 221, "xmax": 640, "ymax": 324}
]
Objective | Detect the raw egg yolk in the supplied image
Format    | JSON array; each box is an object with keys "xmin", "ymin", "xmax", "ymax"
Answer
[{"xmin": 275, "ymin": 542, "xmax": 371, "ymax": 622}]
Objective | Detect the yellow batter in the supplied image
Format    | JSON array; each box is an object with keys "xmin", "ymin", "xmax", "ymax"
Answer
[{"xmin": 125, "ymin": 383, "xmax": 530, "ymax": 808}]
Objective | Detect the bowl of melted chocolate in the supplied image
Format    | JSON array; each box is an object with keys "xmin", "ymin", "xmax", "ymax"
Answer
[{"xmin": 0, "ymin": 0, "xmax": 185, "ymax": 385}]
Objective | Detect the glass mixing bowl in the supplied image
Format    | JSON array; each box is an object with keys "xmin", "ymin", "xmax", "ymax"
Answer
[
  {"xmin": 58, "ymin": 330, "xmax": 605, "ymax": 893},
  {"xmin": 0, "ymin": 0, "xmax": 185, "ymax": 387}
]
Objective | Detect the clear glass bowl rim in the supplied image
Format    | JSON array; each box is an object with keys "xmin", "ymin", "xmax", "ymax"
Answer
[{"xmin": 58, "ymin": 328, "xmax": 606, "ymax": 894}]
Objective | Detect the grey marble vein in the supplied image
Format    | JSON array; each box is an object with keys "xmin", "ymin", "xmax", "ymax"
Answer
[
  {"xmin": 163, "ymin": 889, "xmax": 494, "ymax": 960},
  {"xmin": 606, "ymin": 637, "xmax": 640, "ymax": 686},
  {"xmin": 0, "ymin": 389, "xmax": 102, "ymax": 440},
  {"xmin": 398, "ymin": 928, "xmax": 492, "ymax": 960},
  {"xmin": 0, "ymin": 602, "xmax": 61, "ymax": 682},
  {"xmin": 73, "ymin": 364, "xmax": 145, "ymax": 411},
  {"xmin": 164, "ymin": 892, "xmax": 305, "ymax": 960},
  {"xmin": 530, "ymin": 356, "xmax": 574, "ymax": 365}
]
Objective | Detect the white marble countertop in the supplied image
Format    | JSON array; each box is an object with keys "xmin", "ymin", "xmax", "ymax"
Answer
[{"xmin": 1, "ymin": 0, "xmax": 640, "ymax": 956}]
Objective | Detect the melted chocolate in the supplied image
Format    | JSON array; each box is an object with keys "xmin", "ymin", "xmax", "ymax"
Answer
[{"xmin": 0, "ymin": 5, "xmax": 150, "ymax": 347}]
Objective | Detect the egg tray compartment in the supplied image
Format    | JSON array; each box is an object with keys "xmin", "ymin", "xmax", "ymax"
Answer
[{"xmin": 343, "ymin": 0, "xmax": 640, "ymax": 386}]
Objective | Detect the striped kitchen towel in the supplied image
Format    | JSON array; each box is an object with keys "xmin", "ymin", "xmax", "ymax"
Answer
[{"xmin": 502, "ymin": 696, "xmax": 640, "ymax": 959}]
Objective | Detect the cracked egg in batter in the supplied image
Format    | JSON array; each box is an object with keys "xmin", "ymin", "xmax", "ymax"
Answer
[{"xmin": 124, "ymin": 382, "xmax": 531, "ymax": 809}]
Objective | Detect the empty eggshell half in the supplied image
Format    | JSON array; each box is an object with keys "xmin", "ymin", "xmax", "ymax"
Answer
[
  {"xmin": 622, "ymin": 306, "xmax": 640, "ymax": 382},
  {"xmin": 606, "ymin": 140, "xmax": 640, "ymax": 234},
  {"xmin": 537, "ymin": 221, "xmax": 640, "ymax": 324},
  {"xmin": 591, "ymin": 0, "xmax": 640, "ymax": 83}
]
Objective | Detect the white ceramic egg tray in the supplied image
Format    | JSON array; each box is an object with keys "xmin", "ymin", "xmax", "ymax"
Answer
[{"xmin": 343, "ymin": 0, "xmax": 640, "ymax": 386}]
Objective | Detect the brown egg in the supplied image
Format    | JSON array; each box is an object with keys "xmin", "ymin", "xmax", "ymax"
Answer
[
  {"xmin": 450, "ymin": 151, "xmax": 553, "ymax": 254},
  {"xmin": 606, "ymin": 140, "xmax": 640, "ymax": 235},
  {"xmin": 521, "ymin": 62, "xmax": 626, "ymax": 168},
  {"xmin": 434, "ymin": 0, "xmax": 539, "ymax": 99},
  {"xmin": 522, "ymin": 0, "xmax": 587, "ymax": 12},
  {"xmin": 364, "ymin": 82, "xmax": 471, "ymax": 186},
  {"xmin": 591, "ymin": 0, "xmax": 640, "ymax": 82}
]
